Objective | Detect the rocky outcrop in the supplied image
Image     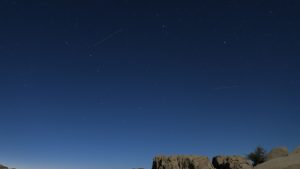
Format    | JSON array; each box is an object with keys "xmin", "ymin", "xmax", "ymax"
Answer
[
  {"xmin": 0, "ymin": 164, "xmax": 8, "ymax": 169},
  {"xmin": 212, "ymin": 156, "xmax": 253, "ymax": 169},
  {"xmin": 254, "ymin": 152, "xmax": 300, "ymax": 169},
  {"xmin": 152, "ymin": 155, "xmax": 215, "ymax": 169},
  {"xmin": 266, "ymin": 147, "xmax": 288, "ymax": 161},
  {"xmin": 290, "ymin": 146, "xmax": 300, "ymax": 155}
]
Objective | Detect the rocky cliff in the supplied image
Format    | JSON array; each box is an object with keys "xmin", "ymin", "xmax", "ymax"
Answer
[
  {"xmin": 212, "ymin": 156, "xmax": 253, "ymax": 169},
  {"xmin": 152, "ymin": 155, "xmax": 215, "ymax": 169}
]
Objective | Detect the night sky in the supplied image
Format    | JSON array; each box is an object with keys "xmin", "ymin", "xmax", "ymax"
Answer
[{"xmin": 0, "ymin": 1, "xmax": 300, "ymax": 169}]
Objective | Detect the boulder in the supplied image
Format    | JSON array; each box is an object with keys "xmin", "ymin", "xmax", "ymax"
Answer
[
  {"xmin": 266, "ymin": 147, "xmax": 288, "ymax": 161},
  {"xmin": 212, "ymin": 156, "xmax": 253, "ymax": 169},
  {"xmin": 0, "ymin": 164, "xmax": 8, "ymax": 169},
  {"xmin": 290, "ymin": 146, "xmax": 300, "ymax": 155},
  {"xmin": 254, "ymin": 152, "xmax": 300, "ymax": 169},
  {"xmin": 152, "ymin": 155, "xmax": 215, "ymax": 169}
]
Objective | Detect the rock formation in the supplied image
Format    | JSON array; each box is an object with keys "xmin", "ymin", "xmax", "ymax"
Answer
[
  {"xmin": 152, "ymin": 155, "xmax": 215, "ymax": 169},
  {"xmin": 290, "ymin": 146, "xmax": 300, "ymax": 155},
  {"xmin": 266, "ymin": 147, "xmax": 288, "ymax": 161},
  {"xmin": 254, "ymin": 150, "xmax": 300, "ymax": 169},
  {"xmin": 0, "ymin": 164, "xmax": 8, "ymax": 169},
  {"xmin": 212, "ymin": 156, "xmax": 253, "ymax": 169}
]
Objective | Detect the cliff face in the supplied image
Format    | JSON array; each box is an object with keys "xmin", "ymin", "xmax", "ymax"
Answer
[
  {"xmin": 212, "ymin": 156, "xmax": 253, "ymax": 169},
  {"xmin": 152, "ymin": 155, "xmax": 215, "ymax": 169}
]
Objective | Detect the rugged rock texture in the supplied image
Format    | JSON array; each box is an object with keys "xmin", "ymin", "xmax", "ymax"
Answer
[
  {"xmin": 152, "ymin": 155, "xmax": 215, "ymax": 169},
  {"xmin": 254, "ymin": 152, "xmax": 300, "ymax": 169},
  {"xmin": 266, "ymin": 147, "xmax": 288, "ymax": 161},
  {"xmin": 0, "ymin": 164, "xmax": 8, "ymax": 169},
  {"xmin": 212, "ymin": 156, "xmax": 253, "ymax": 169},
  {"xmin": 290, "ymin": 146, "xmax": 300, "ymax": 155}
]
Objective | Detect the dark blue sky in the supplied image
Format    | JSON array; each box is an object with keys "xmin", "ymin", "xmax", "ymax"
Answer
[{"xmin": 0, "ymin": 1, "xmax": 300, "ymax": 169}]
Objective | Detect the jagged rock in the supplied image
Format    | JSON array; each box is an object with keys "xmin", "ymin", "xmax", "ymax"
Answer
[
  {"xmin": 254, "ymin": 152, "xmax": 300, "ymax": 169},
  {"xmin": 290, "ymin": 146, "xmax": 300, "ymax": 155},
  {"xmin": 212, "ymin": 156, "xmax": 253, "ymax": 169},
  {"xmin": 152, "ymin": 155, "xmax": 215, "ymax": 169},
  {"xmin": 266, "ymin": 147, "xmax": 288, "ymax": 161},
  {"xmin": 0, "ymin": 164, "xmax": 8, "ymax": 169}
]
